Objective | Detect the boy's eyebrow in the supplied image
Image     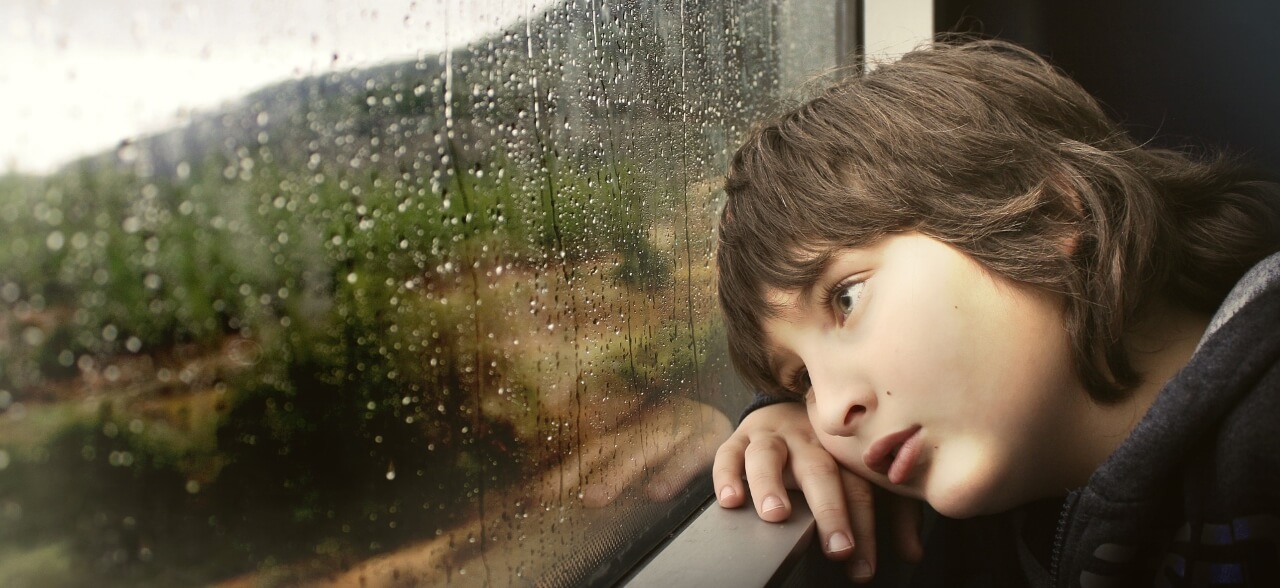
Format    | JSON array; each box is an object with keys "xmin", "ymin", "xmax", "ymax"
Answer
[
  {"xmin": 758, "ymin": 245, "xmax": 882, "ymax": 387},
  {"xmin": 756, "ymin": 243, "xmax": 882, "ymax": 392}
]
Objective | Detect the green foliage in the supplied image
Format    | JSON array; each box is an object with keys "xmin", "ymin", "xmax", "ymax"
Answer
[
  {"xmin": 0, "ymin": 138, "xmax": 680, "ymax": 580},
  {"xmin": 0, "ymin": 12, "xmax": 742, "ymax": 580},
  {"xmin": 0, "ymin": 405, "xmax": 229, "ymax": 585}
]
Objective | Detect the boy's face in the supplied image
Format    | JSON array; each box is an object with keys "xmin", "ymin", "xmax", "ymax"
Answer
[{"xmin": 761, "ymin": 232, "xmax": 1085, "ymax": 518}]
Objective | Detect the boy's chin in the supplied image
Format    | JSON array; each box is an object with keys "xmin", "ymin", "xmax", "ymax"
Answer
[
  {"xmin": 928, "ymin": 497, "xmax": 990, "ymax": 520},
  {"xmin": 924, "ymin": 473, "xmax": 1017, "ymax": 519}
]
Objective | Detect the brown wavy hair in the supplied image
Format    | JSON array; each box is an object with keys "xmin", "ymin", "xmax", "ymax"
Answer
[{"xmin": 717, "ymin": 38, "xmax": 1279, "ymax": 402}]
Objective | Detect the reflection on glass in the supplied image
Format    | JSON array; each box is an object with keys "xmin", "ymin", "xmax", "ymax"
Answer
[{"xmin": 1, "ymin": 1, "xmax": 830, "ymax": 585}]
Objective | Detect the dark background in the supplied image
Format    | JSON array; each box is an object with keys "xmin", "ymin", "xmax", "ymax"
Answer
[{"xmin": 936, "ymin": 0, "xmax": 1280, "ymax": 174}]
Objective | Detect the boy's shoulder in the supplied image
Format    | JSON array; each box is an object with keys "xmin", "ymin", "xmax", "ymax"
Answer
[
  {"xmin": 1059, "ymin": 274, "xmax": 1280, "ymax": 587},
  {"xmin": 1204, "ymin": 250, "xmax": 1280, "ymax": 480},
  {"xmin": 1202, "ymin": 250, "xmax": 1280, "ymax": 345},
  {"xmin": 1185, "ymin": 249, "xmax": 1280, "ymax": 513}
]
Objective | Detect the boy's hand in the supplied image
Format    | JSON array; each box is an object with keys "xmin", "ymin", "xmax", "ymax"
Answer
[{"xmin": 712, "ymin": 402, "xmax": 922, "ymax": 583}]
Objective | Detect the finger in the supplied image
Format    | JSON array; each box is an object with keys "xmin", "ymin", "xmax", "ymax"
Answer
[
  {"xmin": 712, "ymin": 436, "xmax": 749, "ymax": 508},
  {"xmin": 786, "ymin": 444, "xmax": 856, "ymax": 561},
  {"xmin": 743, "ymin": 437, "xmax": 792, "ymax": 522},
  {"xmin": 888, "ymin": 494, "xmax": 925, "ymax": 563},
  {"xmin": 840, "ymin": 470, "xmax": 878, "ymax": 584}
]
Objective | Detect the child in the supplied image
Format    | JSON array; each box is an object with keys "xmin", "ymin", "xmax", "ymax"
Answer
[{"xmin": 711, "ymin": 39, "xmax": 1280, "ymax": 586}]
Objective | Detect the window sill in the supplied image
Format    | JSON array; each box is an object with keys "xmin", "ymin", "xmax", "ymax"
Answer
[{"xmin": 620, "ymin": 490, "xmax": 816, "ymax": 587}]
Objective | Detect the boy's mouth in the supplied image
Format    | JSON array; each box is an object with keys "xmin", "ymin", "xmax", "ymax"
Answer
[{"xmin": 863, "ymin": 425, "xmax": 923, "ymax": 482}]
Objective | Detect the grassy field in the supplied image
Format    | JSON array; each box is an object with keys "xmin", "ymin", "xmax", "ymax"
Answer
[
  {"xmin": 0, "ymin": 133, "xmax": 738, "ymax": 585},
  {"xmin": 0, "ymin": 2, "xmax": 786, "ymax": 581}
]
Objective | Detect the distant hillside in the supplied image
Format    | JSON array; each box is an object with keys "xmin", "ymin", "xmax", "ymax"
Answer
[
  {"xmin": 0, "ymin": 1, "xmax": 782, "ymax": 585},
  {"xmin": 75, "ymin": 0, "xmax": 781, "ymax": 187}
]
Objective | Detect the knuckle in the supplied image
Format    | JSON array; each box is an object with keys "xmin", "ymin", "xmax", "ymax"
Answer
[
  {"xmin": 745, "ymin": 465, "xmax": 785, "ymax": 487},
  {"xmin": 797, "ymin": 457, "xmax": 839, "ymax": 479},
  {"xmin": 743, "ymin": 436, "xmax": 787, "ymax": 458},
  {"xmin": 844, "ymin": 481, "xmax": 875, "ymax": 505},
  {"xmin": 711, "ymin": 462, "xmax": 738, "ymax": 479},
  {"xmin": 717, "ymin": 435, "xmax": 748, "ymax": 454},
  {"xmin": 714, "ymin": 441, "xmax": 743, "ymax": 464},
  {"xmin": 711, "ymin": 455, "xmax": 742, "ymax": 479},
  {"xmin": 809, "ymin": 500, "xmax": 846, "ymax": 520},
  {"xmin": 787, "ymin": 424, "xmax": 820, "ymax": 443}
]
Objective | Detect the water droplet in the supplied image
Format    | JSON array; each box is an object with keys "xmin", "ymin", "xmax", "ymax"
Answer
[
  {"xmin": 45, "ymin": 231, "xmax": 64, "ymax": 251},
  {"xmin": 117, "ymin": 142, "xmax": 138, "ymax": 163},
  {"xmin": 21, "ymin": 326, "xmax": 45, "ymax": 346}
]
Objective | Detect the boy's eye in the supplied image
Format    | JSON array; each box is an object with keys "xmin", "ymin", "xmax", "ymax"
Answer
[
  {"xmin": 788, "ymin": 368, "xmax": 811, "ymax": 396},
  {"xmin": 833, "ymin": 281, "xmax": 865, "ymax": 317}
]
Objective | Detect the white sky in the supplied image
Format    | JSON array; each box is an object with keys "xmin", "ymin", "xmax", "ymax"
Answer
[{"xmin": 1, "ymin": 0, "xmax": 553, "ymax": 174}]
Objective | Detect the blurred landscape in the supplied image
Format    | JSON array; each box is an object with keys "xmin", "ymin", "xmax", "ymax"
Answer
[{"xmin": 0, "ymin": 1, "xmax": 781, "ymax": 585}]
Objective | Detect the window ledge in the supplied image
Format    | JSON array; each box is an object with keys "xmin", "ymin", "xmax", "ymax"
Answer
[{"xmin": 621, "ymin": 490, "xmax": 815, "ymax": 587}]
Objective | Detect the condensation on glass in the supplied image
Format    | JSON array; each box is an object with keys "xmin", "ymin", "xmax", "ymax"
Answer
[{"xmin": 0, "ymin": 1, "xmax": 832, "ymax": 585}]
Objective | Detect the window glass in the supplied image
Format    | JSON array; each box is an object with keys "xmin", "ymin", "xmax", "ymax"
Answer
[{"xmin": 0, "ymin": 1, "xmax": 832, "ymax": 585}]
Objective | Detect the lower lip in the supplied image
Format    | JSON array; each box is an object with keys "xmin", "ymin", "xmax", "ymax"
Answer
[{"xmin": 887, "ymin": 429, "xmax": 924, "ymax": 485}]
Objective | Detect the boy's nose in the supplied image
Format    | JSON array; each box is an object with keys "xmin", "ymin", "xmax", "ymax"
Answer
[{"xmin": 809, "ymin": 366, "xmax": 876, "ymax": 437}]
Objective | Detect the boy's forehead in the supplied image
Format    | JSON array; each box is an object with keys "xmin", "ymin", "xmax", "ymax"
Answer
[{"xmin": 755, "ymin": 248, "xmax": 849, "ymax": 322}]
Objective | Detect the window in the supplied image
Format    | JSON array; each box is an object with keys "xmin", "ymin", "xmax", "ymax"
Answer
[{"xmin": 0, "ymin": 1, "xmax": 833, "ymax": 585}]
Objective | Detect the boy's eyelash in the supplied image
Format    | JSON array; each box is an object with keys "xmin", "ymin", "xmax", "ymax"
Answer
[
  {"xmin": 779, "ymin": 275, "xmax": 864, "ymax": 398},
  {"xmin": 819, "ymin": 276, "xmax": 864, "ymax": 318},
  {"xmin": 785, "ymin": 368, "xmax": 810, "ymax": 398}
]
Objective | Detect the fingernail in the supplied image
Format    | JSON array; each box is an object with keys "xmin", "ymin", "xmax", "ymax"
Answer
[
  {"xmin": 827, "ymin": 532, "xmax": 853, "ymax": 553},
  {"xmin": 762, "ymin": 495, "xmax": 785, "ymax": 513},
  {"xmin": 852, "ymin": 559, "xmax": 873, "ymax": 580},
  {"xmin": 719, "ymin": 486, "xmax": 736, "ymax": 502}
]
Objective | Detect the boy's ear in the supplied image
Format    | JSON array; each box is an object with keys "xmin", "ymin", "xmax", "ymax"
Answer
[
  {"xmin": 1048, "ymin": 173, "xmax": 1084, "ymax": 256},
  {"xmin": 1061, "ymin": 231, "xmax": 1081, "ymax": 256}
]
